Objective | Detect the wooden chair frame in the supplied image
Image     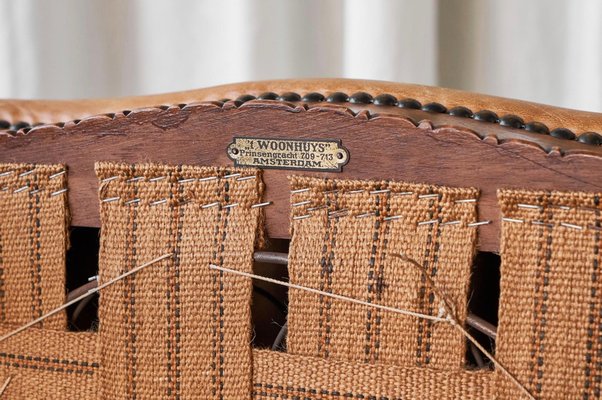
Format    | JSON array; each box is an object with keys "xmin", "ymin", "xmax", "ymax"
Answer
[
  {"xmin": 1, "ymin": 78, "xmax": 601, "ymax": 347},
  {"xmin": 2, "ymin": 79, "xmax": 601, "ymax": 254}
]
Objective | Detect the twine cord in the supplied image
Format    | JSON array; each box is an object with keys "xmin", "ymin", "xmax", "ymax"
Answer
[
  {"xmin": 0, "ymin": 253, "xmax": 173, "ymax": 344},
  {"xmin": 211, "ymin": 254, "xmax": 536, "ymax": 400},
  {"xmin": 391, "ymin": 253, "xmax": 535, "ymax": 400},
  {"xmin": 0, "ymin": 249, "xmax": 533, "ymax": 399},
  {"xmin": 0, "ymin": 376, "xmax": 11, "ymax": 396},
  {"xmin": 208, "ymin": 264, "xmax": 446, "ymax": 323}
]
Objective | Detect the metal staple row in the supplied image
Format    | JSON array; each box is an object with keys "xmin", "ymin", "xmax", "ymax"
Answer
[
  {"xmin": 101, "ymin": 173, "xmax": 256, "ymax": 184},
  {"xmin": 101, "ymin": 196, "xmax": 272, "ymax": 210},
  {"xmin": 517, "ymin": 202, "xmax": 600, "ymax": 213},
  {"xmin": 1, "ymin": 185, "xmax": 67, "ymax": 196},
  {"xmin": 502, "ymin": 217, "xmax": 600, "ymax": 231},
  {"xmin": 291, "ymin": 187, "xmax": 477, "ymax": 204},
  {"xmin": 292, "ymin": 208, "xmax": 490, "ymax": 227},
  {"xmin": 0, "ymin": 169, "xmax": 67, "ymax": 196},
  {"xmin": 0, "ymin": 169, "xmax": 67, "ymax": 179}
]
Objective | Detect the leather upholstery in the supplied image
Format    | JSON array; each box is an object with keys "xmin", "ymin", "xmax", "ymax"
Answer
[{"xmin": 1, "ymin": 78, "xmax": 601, "ymax": 137}]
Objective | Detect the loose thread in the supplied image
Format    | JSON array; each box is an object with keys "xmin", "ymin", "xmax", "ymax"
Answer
[
  {"xmin": 208, "ymin": 264, "xmax": 446, "ymax": 323},
  {"xmin": 211, "ymin": 256, "xmax": 535, "ymax": 400},
  {"xmin": 392, "ymin": 253, "xmax": 536, "ymax": 400},
  {"xmin": 0, "ymin": 376, "xmax": 11, "ymax": 396},
  {"xmin": 0, "ymin": 253, "xmax": 173, "ymax": 344},
  {"xmin": 454, "ymin": 322, "xmax": 534, "ymax": 400}
]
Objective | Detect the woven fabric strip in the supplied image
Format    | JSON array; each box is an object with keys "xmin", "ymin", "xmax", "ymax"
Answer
[
  {"xmin": 252, "ymin": 349, "xmax": 493, "ymax": 400},
  {"xmin": 0, "ymin": 324, "xmax": 100, "ymax": 399},
  {"xmin": 0, "ymin": 163, "xmax": 68, "ymax": 330},
  {"xmin": 96, "ymin": 162, "xmax": 263, "ymax": 400},
  {"xmin": 497, "ymin": 189, "xmax": 602, "ymax": 399},
  {"xmin": 287, "ymin": 177, "xmax": 478, "ymax": 369}
]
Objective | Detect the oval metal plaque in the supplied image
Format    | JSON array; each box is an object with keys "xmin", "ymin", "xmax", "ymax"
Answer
[{"xmin": 227, "ymin": 137, "xmax": 349, "ymax": 172}]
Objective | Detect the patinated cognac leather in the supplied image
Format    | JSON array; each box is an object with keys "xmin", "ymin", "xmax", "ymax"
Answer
[{"xmin": 1, "ymin": 78, "xmax": 602, "ymax": 137}]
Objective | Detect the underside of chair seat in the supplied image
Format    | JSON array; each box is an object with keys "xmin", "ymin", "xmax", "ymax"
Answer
[{"xmin": 0, "ymin": 79, "xmax": 601, "ymax": 399}]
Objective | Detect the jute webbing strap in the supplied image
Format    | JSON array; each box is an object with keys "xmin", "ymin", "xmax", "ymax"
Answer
[
  {"xmin": 0, "ymin": 163, "xmax": 68, "ymax": 330},
  {"xmin": 0, "ymin": 324, "xmax": 100, "ymax": 399},
  {"xmin": 287, "ymin": 177, "xmax": 478, "ymax": 369},
  {"xmin": 96, "ymin": 162, "xmax": 263, "ymax": 400},
  {"xmin": 497, "ymin": 189, "xmax": 602, "ymax": 399},
  {"xmin": 252, "ymin": 349, "xmax": 494, "ymax": 400}
]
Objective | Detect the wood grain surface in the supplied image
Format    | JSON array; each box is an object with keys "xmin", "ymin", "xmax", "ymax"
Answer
[{"xmin": 1, "ymin": 100, "xmax": 601, "ymax": 252}]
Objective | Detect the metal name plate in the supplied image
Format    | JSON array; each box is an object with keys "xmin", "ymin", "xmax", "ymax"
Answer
[{"xmin": 227, "ymin": 137, "xmax": 349, "ymax": 172}]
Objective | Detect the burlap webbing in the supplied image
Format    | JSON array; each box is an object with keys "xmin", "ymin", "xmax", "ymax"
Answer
[
  {"xmin": 287, "ymin": 176, "xmax": 479, "ymax": 369},
  {"xmin": 96, "ymin": 162, "xmax": 263, "ymax": 400},
  {"xmin": 0, "ymin": 163, "xmax": 68, "ymax": 330},
  {"xmin": 497, "ymin": 189, "xmax": 602, "ymax": 399},
  {"xmin": 252, "ymin": 349, "xmax": 494, "ymax": 400},
  {"xmin": 0, "ymin": 324, "xmax": 100, "ymax": 399}
]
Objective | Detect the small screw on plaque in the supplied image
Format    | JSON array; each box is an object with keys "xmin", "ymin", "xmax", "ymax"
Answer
[{"xmin": 227, "ymin": 143, "xmax": 242, "ymax": 160}]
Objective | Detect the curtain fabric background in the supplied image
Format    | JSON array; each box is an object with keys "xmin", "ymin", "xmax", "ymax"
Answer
[{"xmin": 0, "ymin": 0, "xmax": 600, "ymax": 112}]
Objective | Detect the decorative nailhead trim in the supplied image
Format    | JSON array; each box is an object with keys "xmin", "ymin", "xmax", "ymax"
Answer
[
  {"xmin": 235, "ymin": 94, "xmax": 256, "ymax": 103},
  {"xmin": 373, "ymin": 93, "xmax": 397, "ymax": 106},
  {"xmin": 257, "ymin": 92, "xmax": 278, "ymax": 100},
  {"xmin": 578, "ymin": 132, "xmax": 602, "ymax": 145},
  {"xmin": 277, "ymin": 92, "xmax": 301, "ymax": 102},
  {"xmin": 326, "ymin": 92, "xmax": 349, "ymax": 103},
  {"xmin": 473, "ymin": 110, "xmax": 499, "ymax": 123},
  {"xmin": 0, "ymin": 120, "xmax": 35, "ymax": 131},
  {"xmin": 1, "ymin": 91, "xmax": 601, "ymax": 146},
  {"xmin": 550, "ymin": 127, "xmax": 576, "ymax": 140},
  {"xmin": 524, "ymin": 121, "xmax": 550, "ymax": 135},
  {"xmin": 11, "ymin": 121, "xmax": 30, "ymax": 130},
  {"xmin": 499, "ymin": 114, "xmax": 525, "ymax": 129},
  {"xmin": 349, "ymin": 92, "xmax": 373, "ymax": 104},
  {"xmin": 301, "ymin": 92, "xmax": 325, "ymax": 102},
  {"xmin": 421, "ymin": 102, "xmax": 447, "ymax": 113},
  {"xmin": 448, "ymin": 106, "xmax": 473, "ymax": 118},
  {"xmin": 398, "ymin": 98, "xmax": 422, "ymax": 109}
]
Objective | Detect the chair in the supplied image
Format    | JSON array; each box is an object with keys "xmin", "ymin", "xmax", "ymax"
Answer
[{"xmin": 0, "ymin": 78, "xmax": 600, "ymax": 399}]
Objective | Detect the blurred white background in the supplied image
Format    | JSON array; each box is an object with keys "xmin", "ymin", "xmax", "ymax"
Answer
[{"xmin": 0, "ymin": 0, "xmax": 600, "ymax": 111}]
